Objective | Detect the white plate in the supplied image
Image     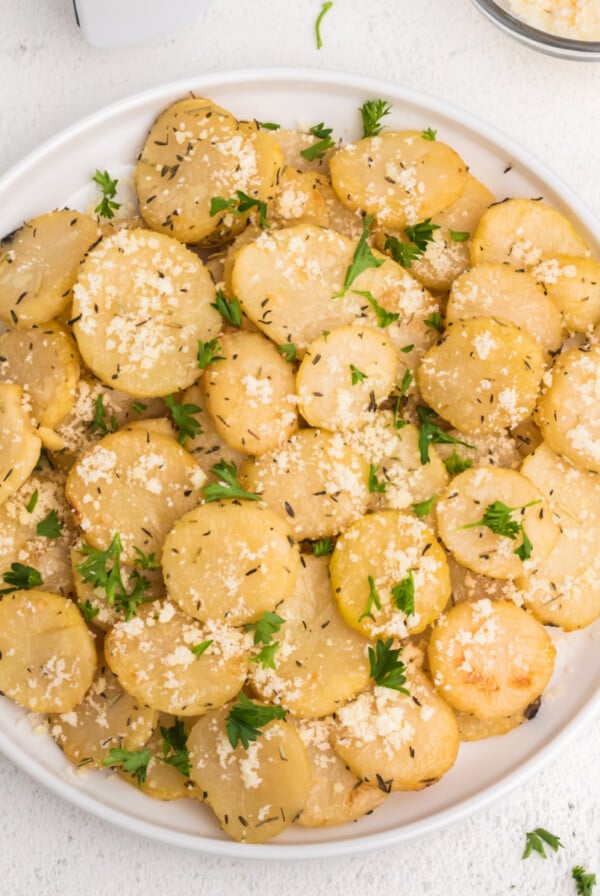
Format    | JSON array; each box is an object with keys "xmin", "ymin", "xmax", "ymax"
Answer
[{"xmin": 0, "ymin": 68, "xmax": 599, "ymax": 860}]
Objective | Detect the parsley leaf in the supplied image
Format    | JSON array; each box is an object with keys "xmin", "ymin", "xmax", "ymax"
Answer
[
  {"xmin": 572, "ymin": 866, "xmax": 597, "ymax": 896},
  {"xmin": 353, "ymin": 289, "xmax": 400, "ymax": 328},
  {"xmin": 209, "ymin": 191, "xmax": 268, "ymax": 228},
  {"xmin": 522, "ymin": 827, "xmax": 564, "ymax": 860},
  {"xmin": 412, "ymin": 495, "xmax": 437, "ymax": 518},
  {"xmin": 245, "ymin": 611, "xmax": 285, "ymax": 645},
  {"xmin": 190, "ymin": 639, "xmax": 213, "ymax": 659},
  {"xmin": 449, "ymin": 229, "xmax": 470, "ymax": 242},
  {"xmin": 197, "ymin": 338, "xmax": 225, "ymax": 370},
  {"xmin": 103, "ymin": 747, "xmax": 151, "ymax": 785},
  {"xmin": 77, "ymin": 599, "xmax": 100, "ymax": 623},
  {"xmin": 334, "ymin": 214, "xmax": 384, "ymax": 297},
  {"xmin": 164, "ymin": 393, "xmax": 203, "ymax": 445},
  {"xmin": 259, "ymin": 121, "xmax": 280, "ymax": 131},
  {"xmin": 91, "ymin": 394, "xmax": 118, "ymax": 436},
  {"xmin": 405, "ymin": 218, "xmax": 441, "ymax": 251},
  {"xmin": 202, "ymin": 460, "xmax": 261, "ymax": 503},
  {"xmin": 391, "ymin": 570, "xmax": 415, "ymax": 616},
  {"xmin": 315, "ymin": 0, "xmax": 333, "ymax": 49},
  {"xmin": 460, "ymin": 499, "xmax": 541, "ymax": 561},
  {"xmin": 36, "ymin": 509, "xmax": 63, "ymax": 539},
  {"xmin": 421, "ymin": 128, "xmax": 437, "ymax": 141},
  {"xmin": 225, "ymin": 693, "xmax": 287, "ymax": 749},
  {"xmin": 424, "ymin": 312, "xmax": 443, "ymax": 332},
  {"xmin": 212, "ymin": 289, "xmax": 243, "ymax": 327},
  {"xmin": 250, "ymin": 642, "xmax": 280, "ymax": 669},
  {"xmin": 359, "ymin": 99, "xmax": 392, "ymax": 138},
  {"xmin": 132, "ymin": 547, "xmax": 160, "ymax": 569},
  {"xmin": 76, "ymin": 534, "xmax": 155, "ymax": 620},
  {"xmin": 160, "ymin": 718, "xmax": 191, "ymax": 778},
  {"xmin": 313, "ymin": 537, "xmax": 334, "ymax": 557},
  {"xmin": 368, "ymin": 464, "xmax": 387, "ymax": 494},
  {"xmin": 300, "ymin": 123, "xmax": 336, "ymax": 161},
  {"xmin": 92, "ymin": 169, "xmax": 121, "ymax": 219},
  {"xmin": 416, "ymin": 405, "xmax": 475, "ymax": 465},
  {"xmin": 350, "ymin": 364, "xmax": 367, "ymax": 385},
  {"xmin": 358, "ymin": 574, "xmax": 382, "ymax": 622},
  {"xmin": 384, "ymin": 235, "xmax": 422, "ymax": 269},
  {"xmin": 277, "ymin": 342, "xmax": 297, "ymax": 362},
  {"xmin": 25, "ymin": 489, "xmax": 39, "ymax": 513},
  {"xmin": 444, "ymin": 450, "xmax": 473, "ymax": 476},
  {"xmin": 368, "ymin": 639, "xmax": 409, "ymax": 693},
  {"xmin": 0, "ymin": 562, "xmax": 43, "ymax": 594}
]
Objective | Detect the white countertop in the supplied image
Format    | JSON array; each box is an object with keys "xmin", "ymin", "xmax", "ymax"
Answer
[{"xmin": 0, "ymin": 1, "xmax": 599, "ymax": 894}]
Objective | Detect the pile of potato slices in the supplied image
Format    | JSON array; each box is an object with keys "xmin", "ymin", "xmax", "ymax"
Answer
[{"xmin": 0, "ymin": 94, "xmax": 599, "ymax": 845}]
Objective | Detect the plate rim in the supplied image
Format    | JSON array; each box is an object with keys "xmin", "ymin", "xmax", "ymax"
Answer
[{"xmin": 0, "ymin": 66, "xmax": 599, "ymax": 860}]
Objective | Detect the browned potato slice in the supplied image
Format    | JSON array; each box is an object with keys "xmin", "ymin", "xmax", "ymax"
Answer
[
  {"xmin": 417, "ymin": 318, "xmax": 546, "ymax": 435},
  {"xmin": 436, "ymin": 466, "xmax": 558, "ymax": 579},
  {"xmin": 536, "ymin": 344, "xmax": 600, "ymax": 472},
  {"xmin": 471, "ymin": 198, "xmax": 590, "ymax": 268},
  {"xmin": 248, "ymin": 555, "xmax": 370, "ymax": 718},
  {"xmin": 447, "ymin": 264, "xmax": 563, "ymax": 356},
  {"xmin": 454, "ymin": 701, "xmax": 540, "ymax": 742},
  {"xmin": 0, "ymin": 322, "xmax": 81, "ymax": 432},
  {"xmin": 0, "ymin": 210, "xmax": 101, "ymax": 326},
  {"xmin": 331, "ymin": 668, "xmax": 459, "ymax": 791},
  {"xmin": 65, "ymin": 428, "xmax": 206, "ymax": 563},
  {"xmin": 330, "ymin": 510, "xmax": 450, "ymax": 639},
  {"xmin": 518, "ymin": 442, "xmax": 600, "ymax": 629},
  {"xmin": 72, "ymin": 228, "xmax": 220, "ymax": 397},
  {"xmin": 269, "ymin": 168, "xmax": 329, "ymax": 228},
  {"xmin": 104, "ymin": 601, "xmax": 248, "ymax": 715},
  {"xmin": 49, "ymin": 649, "xmax": 158, "ymax": 766},
  {"xmin": 296, "ymin": 326, "xmax": 399, "ymax": 430},
  {"xmin": 0, "ymin": 383, "xmax": 42, "ymax": 507},
  {"xmin": 295, "ymin": 717, "xmax": 386, "ymax": 826},
  {"xmin": 0, "ymin": 590, "xmax": 96, "ymax": 713},
  {"xmin": 203, "ymin": 330, "xmax": 298, "ymax": 454},
  {"xmin": 428, "ymin": 599, "xmax": 555, "ymax": 719},
  {"xmin": 330, "ymin": 131, "xmax": 467, "ymax": 229},
  {"xmin": 0, "ymin": 475, "xmax": 76, "ymax": 597},
  {"xmin": 187, "ymin": 705, "xmax": 311, "ymax": 843},
  {"xmin": 162, "ymin": 502, "xmax": 300, "ymax": 626},
  {"xmin": 135, "ymin": 98, "xmax": 282, "ymax": 245},
  {"xmin": 533, "ymin": 254, "xmax": 600, "ymax": 333},
  {"xmin": 240, "ymin": 428, "xmax": 370, "ymax": 540}
]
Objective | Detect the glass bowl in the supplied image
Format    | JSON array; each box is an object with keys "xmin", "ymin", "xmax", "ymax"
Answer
[{"xmin": 471, "ymin": 0, "xmax": 600, "ymax": 60}]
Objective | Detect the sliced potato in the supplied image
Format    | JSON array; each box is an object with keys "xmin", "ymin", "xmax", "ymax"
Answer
[
  {"xmin": 417, "ymin": 317, "xmax": 546, "ymax": 435},
  {"xmin": 296, "ymin": 326, "xmax": 399, "ymax": 430},
  {"xmin": 435, "ymin": 466, "xmax": 558, "ymax": 579},
  {"xmin": 203, "ymin": 330, "xmax": 298, "ymax": 454},
  {"xmin": 331, "ymin": 669, "xmax": 459, "ymax": 791},
  {"xmin": 65, "ymin": 428, "xmax": 206, "ymax": 563},
  {"xmin": 104, "ymin": 600, "xmax": 249, "ymax": 715},
  {"xmin": 533, "ymin": 254, "xmax": 600, "ymax": 333},
  {"xmin": 447, "ymin": 264, "xmax": 563, "ymax": 356},
  {"xmin": 295, "ymin": 717, "xmax": 386, "ymax": 826},
  {"xmin": 269, "ymin": 168, "xmax": 329, "ymax": 229},
  {"xmin": 240, "ymin": 428, "xmax": 370, "ymax": 540},
  {"xmin": 454, "ymin": 700, "xmax": 540, "ymax": 742},
  {"xmin": 187, "ymin": 705, "xmax": 311, "ymax": 842},
  {"xmin": 330, "ymin": 131, "xmax": 467, "ymax": 228},
  {"xmin": 249, "ymin": 554, "xmax": 370, "ymax": 718},
  {"xmin": 0, "ymin": 383, "xmax": 42, "ymax": 507},
  {"xmin": 330, "ymin": 510, "xmax": 450, "ymax": 639},
  {"xmin": 428, "ymin": 599, "xmax": 555, "ymax": 719},
  {"xmin": 470, "ymin": 198, "xmax": 589, "ymax": 268},
  {"xmin": 162, "ymin": 501, "xmax": 300, "ymax": 626},
  {"xmin": 0, "ymin": 210, "xmax": 101, "ymax": 326},
  {"xmin": 72, "ymin": 228, "xmax": 220, "ymax": 397},
  {"xmin": 178, "ymin": 381, "xmax": 247, "ymax": 471},
  {"xmin": 0, "ymin": 590, "xmax": 96, "ymax": 713}
]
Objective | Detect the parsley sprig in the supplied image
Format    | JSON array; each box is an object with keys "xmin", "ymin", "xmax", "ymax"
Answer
[
  {"xmin": 209, "ymin": 191, "xmax": 268, "ymax": 228},
  {"xmin": 0, "ymin": 562, "xmax": 43, "ymax": 594},
  {"xmin": 92, "ymin": 169, "xmax": 121, "ymax": 220},
  {"xmin": 245, "ymin": 611, "xmax": 285, "ymax": 645},
  {"xmin": 160, "ymin": 718, "xmax": 191, "ymax": 777},
  {"xmin": 359, "ymin": 99, "xmax": 392, "ymax": 138},
  {"xmin": 573, "ymin": 866, "xmax": 597, "ymax": 896},
  {"xmin": 226, "ymin": 693, "xmax": 287, "ymax": 749},
  {"xmin": 384, "ymin": 218, "xmax": 441, "ymax": 269},
  {"xmin": 103, "ymin": 747, "xmax": 152, "ymax": 785},
  {"xmin": 391, "ymin": 571, "xmax": 415, "ymax": 616},
  {"xmin": 460, "ymin": 499, "xmax": 541, "ymax": 562},
  {"xmin": 334, "ymin": 214, "xmax": 384, "ymax": 297},
  {"xmin": 522, "ymin": 827, "xmax": 564, "ymax": 860},
  {"xmin": 369, "ymin": 639, "xmax": 409, "ymax": 693},
  {"xmin": 416, "ymin": 405, "xmax": 475, "ymax": 465},
  {"xmin": 76, "ymin": 533, "xmax": 155, "ymax": 620},
  {"xmin": 212, "ymin": 289, "xmax": 242, "ymax": 327},
  {"xmin": 164, "ymin": 393, "xmax": 203, "ymax": 444},
  {"xmin": 197, "ymin": 338, "xmax": 225, "ymax": 370},
  {"xmin": 36, "ymin": 509, "xmax": 63, "ymax": 539},
  {"xmin": 300, "ymin": 123, "xmax": 336, "ymax": 161},
  {"xmin": 202, "ymin": 460, "xmax": 261, "ymax": 503}
]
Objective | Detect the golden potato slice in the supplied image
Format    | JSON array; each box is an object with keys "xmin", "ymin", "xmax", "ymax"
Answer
[
  {"xmin": 240, "ymin": 428, "xmax": 370, "ymax": 540},
  {"xmin": 188, "ymin": 704, "xmax": 311, "ymax": 843},
  {"xmin": 177, "ymin": 381, "xmax": 247, "ymax": 471},
  {"xmin": 447, "ymin": 264, "xmax": 563, "ymax": 356},
  {"xmin": 104, "ymin": 600, "xmax": 249, "ymax": 715},
  {"xmin": 330, "ymin": 510, "xmax": 450, "ymax": 639},
  {"xmin": 0, "ymin": 322, "xmax": 81, "ymax": 431},
  {"xmin": 533, "ymin": 254, "xmax": 600, "ymax": 333},
  {"xmin": 248, "ymin": 554, "xmax": 370, "ymax": 718},
  {"xmin": 203, "ymin": 330, "xmax": 298, "ymax": 454},
  {"xmin": 329, "ymin": 131, "xmax": 467, "ymax": 228},
  {"xmin": 0, "ymin": 383, "xmax": 42, "ymax": 507},
  {"xmin": 135, "ymin": 98, "xmax": 282, "ymax": 245},
  {"xmin": 269, "ymin": 168, "xmax": 329, "ymax": 228},
  {"xmin": 49, "ymin": 649, "xmax": 158, "ymax": 766},
  {"xmin": 518, "ymin": 443, "xmax": 600, "ymax": 629},
  {"xmin": 435, "ymin": 466, "xmax": 558, "ymax": 579},
  {"xmin": 417, "ymin": 318, "xmax": 545, "ymax": 435},
  {"xmin": 72, "ymin": 228, "xmax": 220, "ymax": 397},
  {"xmin": 65, "ymin": 428, "xmax": 206, "ymax": 563},
  {"xmin": 331, "ymin": 669, "xmax": 459, "ymax": 792},
  {"xmin": 428, "ymin": 599, "xmax": 555, "ymax": 719},
  {"xmin": 0, "ymin": 590, "xmax": 96, "ymax": 713},
  {"xmin": 536, "ymin": 345, "xmax": 600, "ymax": 472},
  {"xmin": 295, "ymin": 717, "xmax": 386, "ymax": 826},
  {"xmin": 454, "ymin": 700, "xmax": 540, "ymax": 742},
  {"xmin": 296, "ymin": 326, "xmax": 399, "ymax": 430},
  {"xmin": 0, "ymin": 475, "xmax": 76, "ymax": 598},
  {"xmin": 0, "ymin": 210, "xmax": 101, "ymax": 326},
  {"xmin": 162, "ymin": 502, "xmax": 300, "ymax": 626},
  {"xmin": 470, "ymin": 198, "xmax": 589, "ymax": 269}
]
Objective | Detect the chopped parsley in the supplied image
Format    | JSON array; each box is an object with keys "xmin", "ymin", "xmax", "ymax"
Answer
[
  {"xmin": 391, "ymin": 570, "xmax": 415, "ymax": 616},
  {"xmin": 424, "ymin": 312, "xmax": 443, "ymax": 332},
  {"xmin": 164, "ymin": 393, "xmax": 203, "ymax": 444},
  {"xmin": 0, "ymin": 562, "xmax": 43, "ymax": 594},
  {"xmin": 405, "ymin": 218, "xmax": 441, "ymax": 251},
  {"xmin": 225, "ymin": 693, "xmax": 287, "ymax": 749},
  {"xmin": 36, "ymin": 509, "xmax": 63, "ymax": 539},
  {"xmin": 350, "ymin": 364, "xmax": 367, "ymax": 385},
  {"xmin": 250, "ymin": 642, "xmax": 280, "ymax": 670},
  {"xmin": 202, "ymin": 459, "xmax": 261, "ymax": 503},
  {"xmin": 92, "ymin": 169, "xmax": 121, "ymax": 219},
  {"xmin": 300, "ymin": 123, "xmax": 336, "ymax": 161},
  {"xmin": 209, "ymin": 191, "xmax": 268, "ymax": 228},
  {"xmin": 212, "ymin": 289, "xmax": 243, "ymax": 327},
  {"xmin": 25, "ymin": 489, "xmax": 39, "ymax": 513},
  {"xmin": 197, "ymin": 338, "xmax": 225, "ymax": 370},
  {"xmin": 359, "ymin": 99, "xmax": 392, "ymax": 138},
  {"xmin": 449, "ymin": 229, "xmax": 470, "ymax": 242},
  {"xmin": 190, "ymin": 640, "xmax": 213, "ymax": 659},
  {"xmin": 160, "ymin": 718, "xmax": 191, "ymax": 778},
  {"xmin": 384, "ymin": 218, "xmax": 440, "ymax": 269},
  {"xmin": 444, "ymin": 450, "xmax": 473, "ymax": 476},
  {"xmin": 522, "ymin": 827, "xmax": 564, "ymax": 860},
  {"xmin": 91, "ymin": 393, "xmax": 118, "ymax": 436},
  {"xmin": 368, "ymin": 464, "xmax": 387, "ymax": 494},
  {"xmin": 334, "ymin": 214, "xmax": 384, "ymax": 297},
  {"xmin": 277, "ymin": 342, "xmax": 297, "ymax": 363},
  {"xmin": 244, "ymin": 611, "xmax": 285, "ymax": 645},
  {"xmin": 368, "ymin": 639, "xmax": 409, "ymax": 693},
  {"xmin": 315, "ymin": 1, "xmax": 333, "ymax": 49},
  {"xmin": 416, "ymin": 405, "xmax": 475, "ymax": 465},
  {"xmin": 412, "ymin": 495, "xmax": 438, "ymax": 518},
  {"xmin": 313, "ymin": 537, "xmax": 334, "ymax": 557},
  {"xmin": 421, "ymin": 128, "xmax": 437, "ymax": 141},
  {"xmin": 460, "ymin": 499, "xmax": 541, "ymax": 562},
  {"xmin": 358, "ymin": 574, "xmax": 381, "ymax": 622},
  {"xmin": 76, "ymin": 533, "xmax": 154, "ymax": 620},
  {"xmin": 77, "ymin": 599, "xmax": 100, "ymax": 623},
  {"xmin": 103, "ymin": 747, "xmax": 151, "ymax": 785},
  {"xmin": 353, "ymin": 289, "xmax": 400, "ymax": 328},
  {"xmin": 572, "ymin": 866, "xmax": 597, "ymax": 896}
]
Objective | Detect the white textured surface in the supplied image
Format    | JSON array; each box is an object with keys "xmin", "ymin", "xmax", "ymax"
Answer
[{"xmin": 0, "ymin": 0, "xmax": 599, "ymax": 893}]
